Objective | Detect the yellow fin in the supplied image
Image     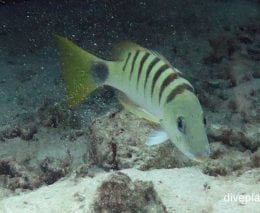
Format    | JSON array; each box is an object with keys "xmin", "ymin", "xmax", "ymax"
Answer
[
  {"xmin": 117, "ymin": 92, "xmax": 160, "ymax": 124},
  {"xmin": 55, "ymin": 35, "xmax": 104, "ymax": 108}
]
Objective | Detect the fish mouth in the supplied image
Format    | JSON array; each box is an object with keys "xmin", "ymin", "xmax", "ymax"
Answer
[
  {"xmin": 183, "ymin": 149, "xmax": 210, "ymax": 162},
  {"xmin": 182, "ymin": 151, "xmax": 209, "ymax": 162},
  {"xmin": 192, "ymin": 150, "xmax": 210, "ymax": 162}
]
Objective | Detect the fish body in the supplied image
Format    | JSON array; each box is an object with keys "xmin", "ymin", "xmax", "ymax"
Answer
[{"xmin": 56, "ymin": 36, "xmax": 210, "ymax": 162}]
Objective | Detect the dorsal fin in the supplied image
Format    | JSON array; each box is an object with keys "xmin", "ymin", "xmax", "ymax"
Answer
[
  {"xmin": 150, "ymin": 49, "xmax": 182, "ymax": 74},
  {"xmin": 150, "ymin": 50, "xmax": 171, "ymax": 64},
  {"xmin": 112, "ymin": 41, "xmax": 148, "ymax": 60},
  {"xmin": 112, "ymin": 41, "xmax": 175, "ymax": 71}
]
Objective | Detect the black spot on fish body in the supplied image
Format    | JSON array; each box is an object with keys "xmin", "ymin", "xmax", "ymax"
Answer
[{"xmin": 91, "ymin": 62, "xmax": 109, "ymax": 83}]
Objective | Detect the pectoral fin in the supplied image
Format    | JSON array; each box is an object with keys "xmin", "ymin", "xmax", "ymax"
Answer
[
  {"xmin": 146, "ymin": 130, "xmax": 169, "ymax": 146},
  {"xmin": 117, "ymin": 92, "xmax": 160, "ymax": 124}
]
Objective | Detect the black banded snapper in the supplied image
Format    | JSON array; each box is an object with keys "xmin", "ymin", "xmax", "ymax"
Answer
[{"xmin": 55, "ymin": 35, "xmax": 210, "ymax": 162}]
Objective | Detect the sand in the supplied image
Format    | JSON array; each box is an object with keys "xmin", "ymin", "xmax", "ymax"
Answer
[{"xmin": 0, "ymin": 167, "xmax": 259, "ymax": 212}]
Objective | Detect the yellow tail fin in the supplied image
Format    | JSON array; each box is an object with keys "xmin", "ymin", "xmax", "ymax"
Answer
[{"xmin": 55, "ymin": 35, "xmax": 105, "ymax": 108}]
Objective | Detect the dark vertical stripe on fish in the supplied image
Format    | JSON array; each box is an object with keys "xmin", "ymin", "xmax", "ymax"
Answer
[
  {"xmin": 143, "ymin": 57, "xmax": 160, "ymax": 92},
  {"xmin": 151, "ymin": 64, "xmax": 170, "ymax": 97},
  {"xmin": 166, "ymin": 83, "xmax": 194, "ymax": 104},
  {"xmin": 136, "ymin": 52, "xmax": 150, "ymax": 89},
  {"xmin": 129, "ymin": 50, "xmax": 140, "ymax": 80},
  {"xmin": 123, "ymin": 52, "xmax": 131, "ymax": 71},
  {"xmin": 159, "ymin": 72, "xmax": 179, "ymax": 104}
]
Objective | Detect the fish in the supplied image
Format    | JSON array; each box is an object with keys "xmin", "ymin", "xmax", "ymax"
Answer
[{"xmin": 55, "ymin": 35, "xmax": 210, "ymax": 162}]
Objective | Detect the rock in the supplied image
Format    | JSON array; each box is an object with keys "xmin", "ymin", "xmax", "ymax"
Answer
[
  {"xmin": 85, "ymin": 110, "xmax": 190, "ymax": 170},
  {"xmin": 20, "ymin": 123, "xmax": 38, "ymax": 140},
  {"xmin": 251, "ymin": 148, "xmax": 260, "ymax": 167},
  {"xmin": 93, "ymin": 172, "xmax": 167, "ymax": 213},
  {"xmin": 208, "ymin": 124, "xmax": 242, "ymax": 146},
  {"xmin": 208, "ymin": 123, "xmax": 260, "ymax": 151},
  {"xmin": 209, "ymin": 142, "xmax": 228, "ymax": 159},
  {"xmin": 37, "ymin": 101, "xmax": 81, "ymax": 129},
  {"xmin": 0, "ymin": 126, "xmax": 21, "ymax": 139},
  {"xmin": 202, "ymin": 148, "xmax": 253, "ymax": 176},
  {"xmin": 0, "ymin": 134, "xmax": 4, "ymax": 142},
  {"xmin": 0, "ymin": 123, "xmax": 37, "ymax": 141},
  {"xmin": 0, "ymin": 159, "xmax": 21, "ymax": 178},
  {"xmin": 240, "ymin": 124, "xmax": 260, "ymax": 151},
  {"xmin": 75, "ymin": 164, "xmax": 91, "ymax": 178},
  {"xmin": 39, "ymin": 157, "xmax": 67, "ymax": 185},
  {"xmin": 0, "ymin": 159, "xmax": 40, "ymax": 190},
  {"xmin": 228, "ymin": 57, "xmax": 253, "ymax": 86},
  {"xmin": 204, "ymin": 34, "xmax": 237, "ymax": 64},
  {"xmin": 226, "ymin": 79, "xmax": 260, "ymax": 123},
  {"xmin": 38, "ymin": 101, "xmax": 69, "ymax": 128}
]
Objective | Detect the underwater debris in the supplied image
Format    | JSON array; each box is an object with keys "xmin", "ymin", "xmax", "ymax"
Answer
[{"xmin": 93, "ymin": 172, "xmax": 167, "ymax": 213}]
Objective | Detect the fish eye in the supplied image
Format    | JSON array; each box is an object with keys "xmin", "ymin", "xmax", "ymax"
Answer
[
  {"xmin": 177, "ymin": 116, "xmax": 185, "ymax": 133},
  {"xmin": 203, "ymin": 117, "xmax": 207, "ymax": 126}
]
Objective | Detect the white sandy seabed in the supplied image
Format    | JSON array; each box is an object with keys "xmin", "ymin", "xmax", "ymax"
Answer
[{"xmin": 0, "ymin": 167, "xmax": 259, "ymax": 213}]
